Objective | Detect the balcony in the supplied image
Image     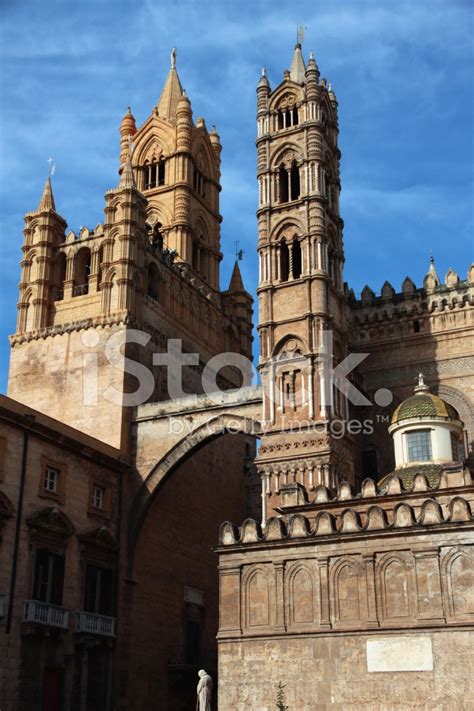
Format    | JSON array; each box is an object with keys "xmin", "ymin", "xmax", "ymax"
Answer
[
  {"xmin": 76, "ymin": 611, "xmax": 116, "ymax": 637},
  {"xmin": 23, "ymin": 600, "xmax": 69, "ymax": 629}
]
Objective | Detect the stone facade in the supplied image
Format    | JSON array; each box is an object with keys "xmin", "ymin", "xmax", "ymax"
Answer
[
  {"xmin": 0, "ymin": 395, "xmax": 126, "ymax": 711},
  {"xmin": 217, "ymin": 471, "xmax": 474, "ymax": 709}
]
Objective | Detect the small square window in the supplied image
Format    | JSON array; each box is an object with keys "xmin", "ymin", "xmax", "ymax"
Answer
[
  {"xmin": 92, "ymin": 485, "xmax": 105, "ymax": 510},
  {"xmin": 44, "ymin": 466, "xmax": 60, "ymax": 493}
]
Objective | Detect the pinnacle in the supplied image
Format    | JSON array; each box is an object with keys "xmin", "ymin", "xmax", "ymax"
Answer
[
  {"xmin": 38, "ymin": 176, "xmax": 56, "ymax": 212},
  {"xmin": 289, "ymin": 43, "xmax": 306, "ymax": 83},
  {"xmin": 228, "ymin": 260, "xmax": 245, "ymax": 292},
  {"xmin": 157, "ymin": 49, "xmax": 184, "ymax": 120}
]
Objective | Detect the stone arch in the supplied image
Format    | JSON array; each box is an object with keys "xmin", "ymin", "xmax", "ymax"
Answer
[
  {"xmin": 286, "ymin": 562, "xmax": 316, "ymax": 626},
  {"xmin": 272, "ymin": 334, "xmax": 308, "ymax": 359},
  {"xmin": 376, "ymin": 553, "xmax": 414, "ymax": 621},
  {"xmin": 242, "ymin": 564, "xmax": 274, "ymax": 629},
  {"xmin": 127, "ymin": 413, "xmax": 261, "ymax": 575},
  {"xmin": 330, "ymin": 556, "xmax": 364, "ymax": 625},
  {"xmin": 441, "ymin": 546, "xmax": 474, "ymax": 620},
  {"xmin": 270, "ymin": 142, "xmax": 301, "ymax": 170},
  {"xmin": 436, "ymin": 384, "xmax": 473, "ymax": 459}
]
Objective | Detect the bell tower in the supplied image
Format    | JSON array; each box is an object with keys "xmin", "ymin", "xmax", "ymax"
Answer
[{"xmin": 255, "ymin": 44, "xmax": 354, "ymax": 521}]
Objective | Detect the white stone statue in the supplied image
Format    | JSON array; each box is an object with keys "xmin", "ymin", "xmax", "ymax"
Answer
[{"xmin": 196, "ymin": 669, "xmax": 213, "ymax": 711}]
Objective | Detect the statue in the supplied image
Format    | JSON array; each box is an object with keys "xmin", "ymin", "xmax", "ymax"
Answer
[{"xmin": 196, "ymin": 669, "xmax": 213, "ymax": 711}]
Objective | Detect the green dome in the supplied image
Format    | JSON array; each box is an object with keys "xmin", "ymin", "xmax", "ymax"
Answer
[{"xmin": 391, "ymin": 391, "xmax": 459, "ymax": 425}]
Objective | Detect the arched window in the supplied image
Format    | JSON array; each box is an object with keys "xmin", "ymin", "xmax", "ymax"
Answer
[
  {"xmin": 290, "ymin": 161, "xmax": 300, "ymax": 201},
  {"xmin": 73, "ymin": 248, "xmax": 91, "ymax": 296},
  {"xmin": 97, "ymin": 246, "xmax": 103, "ymax": 290},
  {"xmin": 145, "ymin": 160, "xmax": 165, "ymax": 189},
  {"xmin": 277, "ymin": 111, "xmax": 284, "ymax": 130},
  {"xmin": 279, "ymin": 165, "xmax": 289, "ymax": 203},
  {"xmin": 192, "ymin": 240, "xmax": 200, "ymax": 272},
  {"xmin": 292, "ymin": 238, "xmax": 302, "ymax": 279},
  {"xmin": 292, "ymin": 107, "xmax": 299, "ymax": 126},
  {"xmin": 194, "ymin": 168, "xmax": 205, "ymax": 198},
  {"xmin": 55, "ymin": 253, "xmax": 67, "ymax": 301},
  {"xmin": 158, "ymin": 159, "xmax": 165, "ymax": 187},
  {"xmin": 285, "ymin": 109, "xmax": 291, "ymax": 127},
  {"xmin": 147, "ymin": 262, "xmax": 159, "ymax": 301},
  {"xmin": 361, "ymin": 450, "xmax": 378, "ymax": 479},
  {"xmin": 280, "ymin": 242, "xmax": 289, "ymax": 282}
]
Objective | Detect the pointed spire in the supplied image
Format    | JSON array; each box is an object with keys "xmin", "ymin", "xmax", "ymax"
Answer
[
  {"xmin": 38, "ymin": 176, "xmax": 56, "ymax": 212},
  {"xmin": 424, "ymin": 255, "xmax": 440, "ymax": 290},
  {"xmin": 289, "ymin": 43, "xmax": 306, "ymax": 83},
  {"xmin": 257, "ymin": 66, "xmax": 270, "ymax": 90},
  {"xmin": 228, "ymin": 261, "xmax": 245, "ymax": 292},
  {"xmin": 118, "ymin": 137, "xmax": 136, "ymax": 190},
  {"xmin": 157, "ymin": 47, "xmax": 184, "ymax": 121}
]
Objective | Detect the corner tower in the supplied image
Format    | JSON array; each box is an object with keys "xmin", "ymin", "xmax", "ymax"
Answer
[
  {"xmin": 129, "ymin": 49, "xmax": 223, "ymax": 290},
  {"xmin": 255, "ymin": 45, "xmax": 353, "ymax": 520}
]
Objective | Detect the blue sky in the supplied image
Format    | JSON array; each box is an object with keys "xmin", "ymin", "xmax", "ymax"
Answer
[{"xmin": 0, "ymin": 0, "xmax": 473, "ymax": 392}]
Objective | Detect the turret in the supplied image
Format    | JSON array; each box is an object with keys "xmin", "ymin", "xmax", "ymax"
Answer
[
  {"xmin": 223, "ymin": 261, "xmax": 254, "ymax": 359},
  {"xmin": 119, "ymin": 107, "xmax": 137, "ymax": 171},
  {"xmin": 17, "ymin": 177, "xmax": 67, "ymax": 333}
]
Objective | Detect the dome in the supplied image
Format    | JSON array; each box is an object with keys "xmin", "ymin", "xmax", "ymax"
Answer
[{"xmin": 391, "ymin": 375, "xmax": 459, "ymax": 425}]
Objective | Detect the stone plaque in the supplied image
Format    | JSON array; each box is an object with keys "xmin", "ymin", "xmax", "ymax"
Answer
[{"xmin": 366, "ymin": 637, "xmax": 433, "ymax": 672}]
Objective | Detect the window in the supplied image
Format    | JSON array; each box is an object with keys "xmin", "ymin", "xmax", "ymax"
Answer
[
  {"xmin": 406, "ymin": 430, "xmax": 433, "ymax": 463},
  {"xmin": 92, "ymin": 485, "xmax": 105, "ymax": 510},
  {"xmin": 147, "ymin": 262, "xmax": 160, "ymax": 301},
  {"xmin": 185, "ymin": 619, "xmax": 201, "ymax": 665},
  {"xmin": 145, "ymin": 160, "xmax": 165, "ymax": 189},
  {"xmin": 193, "ymin": 168, "xmax": 205, "ymax": 197},
  {"xmin": 44, "ymin": 466, "xmax": 60, "ymax": 494},
  {"xmin": 361, "ymin": 450, "xmax": 378, "ymax": 479},
  {"xmin": 451, "ymin": 432, "xmax": 464, "ymax": 462},
  {"xmin": 280, "ymin": 242, "xmax": 289, "ymax": 281},
  {"xmin": 290, "ymin": 161, "xmax": 300, "ymax": 200},
  {"xmin": 292, "ymin": 238, "xmax": 302, "ymax": 279},
  {"xmin": 413, "ymin": 320, "xmax": 420, "ymax": 333},
  {"xmin": 278, "ymin": 165, "xmax": 289, "ymax": 203},
  {"xmin": 84, "ymin": 564, "xmax": 114, "ymax": 615},
  {"xmin": 33, "ymin": 549, "xmax": 65, "ymax": 605}
]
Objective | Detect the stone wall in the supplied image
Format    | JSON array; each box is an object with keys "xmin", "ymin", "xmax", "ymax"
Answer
[{"xmin": 216, "ymin": 475, "xmax": 474, "ymax": 709}]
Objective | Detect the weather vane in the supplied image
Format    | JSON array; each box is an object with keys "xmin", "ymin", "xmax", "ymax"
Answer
[
  {"xmin": 47, "ymin": 157, "xmax": 56, "ymax": 177},
  {"xmin": 297, "ymin": 25, "xmax": 306, "ymax": 44}
]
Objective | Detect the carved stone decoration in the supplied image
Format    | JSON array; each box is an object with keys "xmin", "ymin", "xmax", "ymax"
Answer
[
  {"xmin": 365, "ymin": 506, "xmax": 389, "ymax": 531},
  {"xmin": 448, "ymin": 496, "xmax": 472, "ymax": 523},
  {"xmin": 376, "ymin": 553, "xmax": 414, "ymax": 622},
  {"xmin": 313, "ymin": 485, "xmax": 331, "ymax": 503},
  {"xmin": 265, "ymin": 517, "xmax": 287, "ymax": 541},
  {"xmin": 240, "ymin": 519, "xmax": 262, "ymax": 543},
  {"xmin": 288, "ymin": 513, "xmax": 311, "ymax": 538},
  {"xmin": 412, "ymin": 473, "xmax": 429, "ymax": 492},
  {"xmin": 392, "ymin": 503, "xmax": 416, "ymax": 528},
  {"xmin": 385, "ymin": 475, "xmax": 402, "ymax": 496},
  {"xmin": 418, "ymin": 500, "xmax": 444, "ymax": 526},
  {"xmin": 314, "ymin": 511, "xmax": 336, "ymax": 535},
  {"xmin": 219, "ymin": 521, "xmax": 239, "ymax": 545},
  {"xmin": 339, "ymin": 508, "xmax": 362, "ymax": 533},
  {"xmin": 330, "ymin": 557, "xmax": 364, "ymax": 626},
  {"xmin": 243, "ymin": 565, "xmax": 274, "ymax": 629},
  {"xmin": 360, "ymin": 478, "xmax": 377, "ymax": 498},
  {"xmin": 337, "ymin": 481, "xmax": 352, "ymax": 501}
]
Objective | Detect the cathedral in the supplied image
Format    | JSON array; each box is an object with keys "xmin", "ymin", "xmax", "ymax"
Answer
[{"xmin": 0, "ymin": 42, "xmax": 473, "ymax": 711}]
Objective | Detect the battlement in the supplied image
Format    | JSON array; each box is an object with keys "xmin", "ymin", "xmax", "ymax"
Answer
[
  {"xmin": 219, "ymin": 467, "xmax": 473, "ymax": 546},
  {"xmin": 346, "ymin": 264, "xmax": 474, "ymax": 348}
]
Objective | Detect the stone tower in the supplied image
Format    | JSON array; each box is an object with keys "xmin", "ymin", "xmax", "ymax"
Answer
[
  {"xmin": 128, "ymin": 48, "xmax": 223, "ymax": 290},
  {"xmin": 255, "ymin": 45, "xmax": 354, "ymax": 521},
  {"xmin": 8, "ymin": 51, "xmax": 252, "ymax": 451}
]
